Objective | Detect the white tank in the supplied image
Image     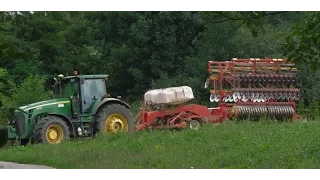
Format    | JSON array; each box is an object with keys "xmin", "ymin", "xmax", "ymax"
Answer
[{"xmin": 144, "ymin": 86, "xmax": 194, "ymax": 105}]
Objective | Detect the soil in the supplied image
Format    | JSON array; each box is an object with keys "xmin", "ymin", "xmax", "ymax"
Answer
[{"xmin": 0, "ymin": 161, "xmax": 55, "ymax": 169}]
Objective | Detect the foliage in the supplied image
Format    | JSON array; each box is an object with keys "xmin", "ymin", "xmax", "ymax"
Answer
[
  {"xmin": 0, "ymin": 75, "xmax": 53, "ymax": 125},
  {"xmin": 84, "ymin": 12, "xmax": 205, "ymax": 101},
  {"xmin": 0, "ymin": 68, "xmax": 16, "ymax": 125},
  {"xmin": 283, "ymin": 12, "xmax": 320, "ymax": 70},
  {"xmin": 0, "ymin": 68, "xmax": 13, "ymax": 102},
  {"xmin": 0, "ymin": 73, "xmax": 7, "ymax": 121},
  {"xmin": 11, "ymin": 75, "xmax": 54, "ymax": 107},
  {"xmin": 202, "ymin": 11, "xmax": 302, "ymax": 38}
]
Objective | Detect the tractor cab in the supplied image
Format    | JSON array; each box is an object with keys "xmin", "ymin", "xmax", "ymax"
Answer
[{"xmin": 54, "ymin": 72, "xmax": 109, "ymax": 115}]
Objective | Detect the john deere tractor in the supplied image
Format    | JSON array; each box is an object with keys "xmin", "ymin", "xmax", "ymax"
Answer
[{"xmin": 0, "ymin": 72, "xmax": 135, "ymax": 147}]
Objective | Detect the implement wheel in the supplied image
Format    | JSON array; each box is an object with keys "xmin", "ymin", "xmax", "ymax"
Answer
[
  {"xmin": 95, "ymin": 103, "xmax": 135, "ymax": 134},
  {"xmin": 32, "ymin": 116, "xmax": 70, "ymax": 144},
  {"xmin": 188, "ymin": 119, "xmax": 201, "ymax": 130}
]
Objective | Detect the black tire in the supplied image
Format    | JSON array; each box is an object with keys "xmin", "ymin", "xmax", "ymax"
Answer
[
  {"xmin": 32, "ymin": 116, "xmax": 70, "ymax": 144},
  {"xmin": 0, "ymin": 127, "xmax": 8, "ymax": 148},
  {"xmin": 20, "ymin": 139, "xmax": 30, "ymax": 146},
  {"xmin": 94, "ymin": 103, "xmax": 135, "ymax": 135}
]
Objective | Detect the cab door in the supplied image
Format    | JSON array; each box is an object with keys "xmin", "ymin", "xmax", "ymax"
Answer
[
  {"xmin": 62, "ymin": 78, "xmax": 80, "ymax": 117},
  {"xmin": 80, "ymin": 78, "xmax": 107, "ymax": 113}
]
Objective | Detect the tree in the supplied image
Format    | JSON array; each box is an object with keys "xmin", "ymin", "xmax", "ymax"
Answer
[
  {"xmin": 86, "ymin": 12, "xmax": 205, "ymax": 101},
  {"xmin": 283, "ymin": 12, "xmax": 320, "ymax": 70}
]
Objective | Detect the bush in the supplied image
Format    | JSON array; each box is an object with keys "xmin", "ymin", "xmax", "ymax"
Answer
[
  {"xmin": 296, "ymin": 98, "xmax": 320, "ymax": 120},
  {"xmin": 11, "ymin": 75, "xmax": 54, "ymax": 107},
  {"xmin": 0, "ymin": 75, "xmax": 54, "ymax": 126}
]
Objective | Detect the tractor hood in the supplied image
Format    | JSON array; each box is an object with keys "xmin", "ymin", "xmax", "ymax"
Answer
[{"xmin": 19, "ymin": 98, "xmax": 70, "ymax": 112}]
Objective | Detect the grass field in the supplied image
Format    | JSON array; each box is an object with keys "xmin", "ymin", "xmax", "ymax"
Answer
[{"xmin": 0, "ymin": 120, "xmax": 319, "ymax": 169}]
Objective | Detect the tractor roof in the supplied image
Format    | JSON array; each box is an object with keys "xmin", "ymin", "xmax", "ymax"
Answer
[{"xmin": 65, "ymin": 74, "xmax": 109, "ymax": 79}]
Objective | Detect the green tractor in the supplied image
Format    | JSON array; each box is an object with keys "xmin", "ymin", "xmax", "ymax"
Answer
[{"xmin": 0, "ymin": 72, "xmax": 135, "ymax": 147}]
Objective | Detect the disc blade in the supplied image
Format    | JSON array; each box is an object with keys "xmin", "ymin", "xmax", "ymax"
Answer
[{"xmin": 210, "ymin": 94, "xmax": 215, "ymax": 102}]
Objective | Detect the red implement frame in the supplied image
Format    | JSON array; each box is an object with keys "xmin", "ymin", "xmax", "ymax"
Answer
[
  {"xmin": 134, "ymin": 58, "xmax": 302, "ymax": 131},
  {"xmin": 135, "ymin": 104, "xmax": 229, "ymax": 131}
]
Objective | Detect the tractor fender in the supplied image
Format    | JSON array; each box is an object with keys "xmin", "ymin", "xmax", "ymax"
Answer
[
  {"xmin": 47, "ymin": 113, "xmax": 75, "ymax": 136},
  {"xmin": 93, "ymin": 98, "xmax": 131, "ymax": 115}
]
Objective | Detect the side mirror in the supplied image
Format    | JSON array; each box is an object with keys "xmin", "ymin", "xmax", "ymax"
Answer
[{"xmin": 53, "ymin": 77, "xmax": 58, "ymax": 85}]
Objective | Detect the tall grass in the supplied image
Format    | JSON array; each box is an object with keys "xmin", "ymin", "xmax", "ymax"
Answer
[{"xmin": 0, "ymin": 120, "xmax": 319, "ymax": 169}]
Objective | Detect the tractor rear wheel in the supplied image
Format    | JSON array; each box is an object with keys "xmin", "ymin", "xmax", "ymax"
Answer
[
  {"xmin": 32, "ymin": 116, "xmax": 70, "ymax": 144},
  {"xmin": 95, "ymin": 104, "xmax": 135, "ymax": 135}
]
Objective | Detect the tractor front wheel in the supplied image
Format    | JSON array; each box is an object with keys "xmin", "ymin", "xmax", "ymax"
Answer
[
  {"xmin": 20, "ymin": 139, "xmax": 30, "ymax": 146},
  {"xmin": 32, "ymin": 116, "xmax": 70, "ymax": 144},
  {"xmin": 95, "ymin": 104, "xmax": 135, "ymax": 135}
]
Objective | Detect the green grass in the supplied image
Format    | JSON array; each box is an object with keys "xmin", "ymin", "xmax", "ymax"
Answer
[{"xmin": 0, "ymin": 120, "xmax": 320, "ymax": 169}]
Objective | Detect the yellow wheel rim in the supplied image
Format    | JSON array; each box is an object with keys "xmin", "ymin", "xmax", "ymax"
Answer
[
  {"xmin": 105, "ymin": 113, "xmax": 128, "ymax": 134},
  {"xmin": 46, "ymin": 125, "xmax": 64, "ymax": 144}
]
